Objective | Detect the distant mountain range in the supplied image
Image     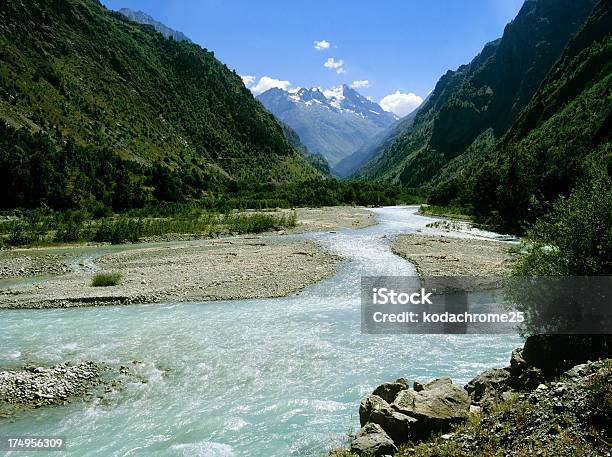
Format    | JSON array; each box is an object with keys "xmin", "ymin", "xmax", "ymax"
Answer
[
  {"xmin": 118, "ymin": 8, "xmax": 191, "ymax": 42},
  {"xmin": 257, "ymin": 84, "xmax": 398, "ymax": 173}
]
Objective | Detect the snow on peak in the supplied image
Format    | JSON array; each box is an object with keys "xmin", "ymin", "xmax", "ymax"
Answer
[{"xmin": 322, "ymin": 86, "xmax": 346, "ymax": 109}]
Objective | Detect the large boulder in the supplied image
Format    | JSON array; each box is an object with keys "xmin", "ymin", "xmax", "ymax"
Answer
[
  {"xmin": 392, "ymin": 379, "xmax": 469, "ymax": 438},
  {"xmin": 350, "ymin": 423, "xmax": 397, "ymax": 457},
  {"xmin": 372, "ymin": 378, "xmax": 409, "ymax": 403},
  {"xmin": 515, "ymin": 366, "xmax": 546, "ymax": 391},
  {"xmin": 423, "ymin": 377, "xmax": 453, "ymax": 390},
  {"xmin": 359, "ymin": 394, "xmax": 388, "ymax": 426},
  {"xmin": 522, "ymin": 335, "xmax": 612, "ymax": 378},
  {"xmin": 465, "ymin": 368, "xmax": 512, "ymax": 408},
  {"xmin": 369, "ymin": 404, "xmax": 417, "ymax": 444},
  {"xmin": 360, "ymin": 393, "xmax": 417, "ymax": 443}
]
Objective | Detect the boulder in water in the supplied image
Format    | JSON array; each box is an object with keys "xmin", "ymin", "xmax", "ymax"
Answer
[
  {"xmin": 359, "ymin": 394, "xmax": 388, "ymax": 426},
  {"xmin": 368, "ymin": 401, "xmax": 417, "ymax": 444}
]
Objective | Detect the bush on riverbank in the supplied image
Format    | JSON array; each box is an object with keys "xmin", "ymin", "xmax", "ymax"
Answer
[
  {"xmin": 514, "ymin": 174, "xmax": 612, "ymax": 277},
  {"xmin": 91, "ymin": 272, "xmax": 122, "ymax": 287},
  {"xmin": 0, "ymin": 209, "xmax": 298, "ymax": 247},
  {"xmin": 418, "ymin": 205, "xmax": 473, "ymax": 221}
]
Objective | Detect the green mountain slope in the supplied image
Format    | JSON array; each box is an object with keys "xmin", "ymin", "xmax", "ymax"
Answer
[
  {"xmin": 279, "ymin": 121, "xmax": 331, "ymax": 176},
  {"xmin": 468, "ymin": 0, "xmax": 612, "ymax": 232},
  {"xmin": 336, "ymin": 106, "xmax": 419, "ymax": 178},
  {"xmin": 0, "ymin": 0, "xmax": 319, "ymax": 209},
  {"xmin": 356, "ymin": 0, "xmax": 596, "ymax": 187}
]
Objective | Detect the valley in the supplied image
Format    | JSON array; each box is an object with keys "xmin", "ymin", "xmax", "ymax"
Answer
[
  {"xmin": 0, "ymin": 206, "xmax": 522, "ymax": 456},
  {"xmin": 0, "ymin": 0, "xmax": 610, "ymax": 455}
]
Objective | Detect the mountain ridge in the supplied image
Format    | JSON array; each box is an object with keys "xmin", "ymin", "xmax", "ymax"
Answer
[
  {"xmin": 355, "ymin": 0, "xmax": 597, "ymax": 186},
  {"xmin": 118, "ymin": 8, "xmax": 191, "ymax": 42},
  {"xmin": 465, "ymin": 0, "xmax": 612, "ymax": 232}
]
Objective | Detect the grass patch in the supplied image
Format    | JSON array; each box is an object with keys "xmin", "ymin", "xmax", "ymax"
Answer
[
  {"xmin": 91, "ymin": 272, "xmax": 122, "ymax": 287},
  {"xmin": 419, "ymin": 205, "xmax": 473, "ymax": 221}
]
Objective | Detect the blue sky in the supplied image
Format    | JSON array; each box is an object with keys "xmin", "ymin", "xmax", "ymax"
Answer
[{"xmin": 102, "ymin": 0, "xmax": 525, "ymax": 116}]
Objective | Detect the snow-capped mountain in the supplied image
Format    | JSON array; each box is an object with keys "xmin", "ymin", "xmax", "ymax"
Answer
[{"xmin": 257, "ymin": 84, "xmax": 397, "ymax": 171}]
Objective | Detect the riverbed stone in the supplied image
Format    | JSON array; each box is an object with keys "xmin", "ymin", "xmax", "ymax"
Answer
[
  {"xmin": 516, "ymin": 366, "xmax": 546, "ymax": 391},
  {"xmin": 392, "ymin": 379, "xmax": 469, "ymax": 438},
  {"xmin": 0, "ymin": 361, "xmax": 105, "ymax": 415},
  {"xmin": 368, "ymin": 401, "xmax": 418, "ymax": 444},
  {"xmin": 350, "ymin": 423, "xmax": 397, "ymax": 456},
  {"xmin": 509, "ymin": 348, "xmax": 527, "ymax": 377},
  {"xmin": 423, "ymin": 377, "xmax": 453, "ymax": 390}
]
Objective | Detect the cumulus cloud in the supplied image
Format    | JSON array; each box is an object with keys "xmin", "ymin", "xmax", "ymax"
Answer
[
  {"xmin": 314, "ymin": 39, "xmax": 330, "ymax": 51},
  {"xmin": 249, "ymin": 76, "xmax": 291, "ymax": 95},
  {"xmin": 350, "ymin": 80, "xmax": 370, "ymax": 89},
  {"xmin": 240, "ymin": 75, "xmax": 256, "ymax": 87},
  {"xmin": 379, "ymin": 91, "xmax": 423, "ymax": 117},
  {"xmin": 324, "ymin": 57, "xmax": 345, "ymax": 74}
]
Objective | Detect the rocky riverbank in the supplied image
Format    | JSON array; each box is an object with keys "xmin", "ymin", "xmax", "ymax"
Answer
[
  {"xmin": 0, "ymin": 238, "xmax": 340, "ymax": 308},
  {"xmin": 0, "ymin": 206, "xmax": 377, "ymax": 308},
  {"xmin": 331, "ymin": 336, "xmax": 612, "ymax": 456},
  {"xmin": 0, "ymin": 251, "xmax": 72, "ymax": 280},
  {"xmin": 0, "ymin": 362, "xmax": 107, "ymax": 416},
  {"xmin": 391, "ymin": 234, "xmax": 516, "ymax": 277}
]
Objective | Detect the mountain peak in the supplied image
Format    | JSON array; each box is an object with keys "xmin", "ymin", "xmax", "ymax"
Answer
[
  {"xmin": 257, "ymin": 84, "xmax": 398, "ymax": 170},
  {"xmin": 259, "ymin": 84, "xmax": 397, "ymax": 121}
]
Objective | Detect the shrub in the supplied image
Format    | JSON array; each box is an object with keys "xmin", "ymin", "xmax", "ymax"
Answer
[
  {"xmin": 54, "ymin": 220, "xmax": 84, "ymax": 242},
  {"xmin": 94, "ymin": 218, "xmax": 143, "ymax": 244},
  {"xmin": 514, "ymin": 174, "xmax": 612, "ymax": 276},
  {"xmin": 91, "ymin": 272, "xmax": 122, "ymax": 287},
  {"xmin": 7, "ymin": 222, "xmax": 36, "ymax": 246}
]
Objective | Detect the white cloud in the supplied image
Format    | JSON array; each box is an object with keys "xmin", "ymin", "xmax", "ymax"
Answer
[
  {"xmin": 240, "ymin": 75, "xmax": 256, "ymax": 87},
  {"xmin": 249, "ymin": 76, "xmax": 291, "ymax": 95},
  {"xmin": 350, "ymin": 80, "xmax": 370, "ymax": 89},
  {"xmin": 379, "ymin": 91, "xmax": 423, "ymax": 117},
  {"xmin": 324, "ymin": 57, "xmax": 345, "ymax": 74},
  {"xmin": 314, "ymin": 39, "xmax": 330, "ymax": 51}
]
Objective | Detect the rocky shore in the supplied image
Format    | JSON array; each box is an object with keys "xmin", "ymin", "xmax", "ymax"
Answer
[
  {"xmin": 0, "ymin": 206, "xmax": 378, "ymax": 308},
  {"xmin": 391, "ymin": 234, "xmax": 516, "ymax": 277},
  {"xmin": 0, "ymin": 362, "xmax": 106, "ymax": 416},
  {"xmin": 0, "ymin": 251, "xmax": 72, "ymax": 280},
  {"xmin": 332, "ymin": 336, "xmax": 612, "ymax": 456},
  {"xmin": 0, "ymin": 238, "xmax": 341, "ymax": 308}
]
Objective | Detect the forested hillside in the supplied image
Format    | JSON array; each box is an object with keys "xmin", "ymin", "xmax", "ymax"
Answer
[
  {"xmin": 465, "ymin": 0, "xmax": 611, "ymax": 232},
  {"xmin": 356, "ymin": 0, "xmax": 596, "ymax": 187},
  {"xmin": 0, "ymin": 0, "xmax": 320, "ymax": 211},
  {"xmin": 279, "ymin": 122, "xmax": 331, "ymax": 176}
]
